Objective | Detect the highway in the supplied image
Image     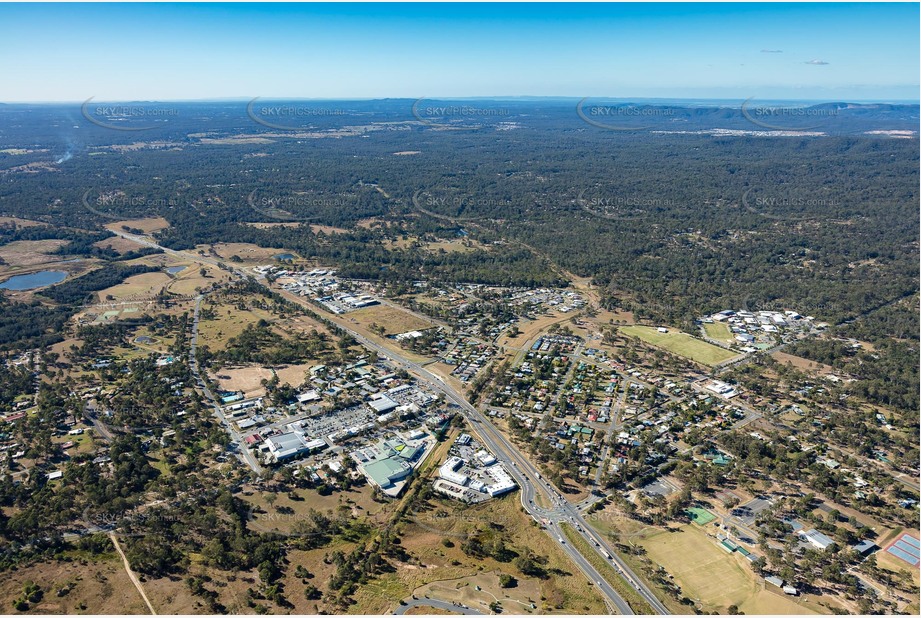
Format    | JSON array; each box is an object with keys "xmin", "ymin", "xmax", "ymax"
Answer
[
  {"xmin": 273, "ymin": 284, "xmax": 670, "ymax": 615},
  {"xmin": 108, "ymin": 229, "xmax": 668, "ymax": 614}
]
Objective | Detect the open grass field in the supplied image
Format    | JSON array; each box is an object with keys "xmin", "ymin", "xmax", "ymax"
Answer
[
  {"xmin": 166, "ymin": 263, "xmax": 233, "ymax": 296},
  {"xmin": 202, "ymin": 242, "xmax": 294, "ymax": 265},
  {"xmin": 0, "ymin": 216, "xmax": 43, "ymax": 227},
  {"xmin": 424, "ymin": 238, "xmax": 488, "ymax": 254},
  {"xmin": 703, "ymin": 322, "xmax": 735, "ymax": 344},
  {"xmin": 196, "ymin": 302, "xmax": 278, "ymax": 351},
  {"xmin": 619, "ymin": 325, "xmax": 740, "ymax": 366},
  {"xmin": 309, "ymin": 224, "xmax": 350, "ymax": 235},
  {"xmin": 771, "ymin": 351, "xmax": 837, "ymax": 375},
  {"xmin": 96, "ymin": 271, "xmax": 173, "ymax": 302},
  {"xmin": 639, "ymin": 524, "xmax": 828, "ymax": 615},
  {"xmin": 0, "ymin": 239, "xmax": 70, "ymax": 270},
  {"xmin": 241, "ymin": 484, "xmax": 395, "ymax": 537},
  {"xmin": 349, "ymin": 304, "xmax": 433, "ymax": 336},
  {"xmin": 92, "ymin": 236, "xmax": 145, "ymax": 255},
  {"xmin": 0, "ymin": 552, "xmax": 150, "ymax": 614}
]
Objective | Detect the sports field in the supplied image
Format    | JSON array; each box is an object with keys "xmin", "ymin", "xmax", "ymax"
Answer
[
  {"xmin": 620, "ymin": 325, "xmax": 740, "ymax": 366},
  {"xmin": 639, "ymin": 524, "xmax": 825, "ymax": 615},
  {"xmin": 703, "ymin": 322, "xmax": 735, "ymax": 344}
]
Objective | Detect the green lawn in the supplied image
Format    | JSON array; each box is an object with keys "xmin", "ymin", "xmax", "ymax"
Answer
[
  {"xmin": 703, "ymin": 322, "xmax": 735, "ymax": 344},
  {"xmin": 619, "ymin": 325, "xmax": 740, "ymax": 366}
]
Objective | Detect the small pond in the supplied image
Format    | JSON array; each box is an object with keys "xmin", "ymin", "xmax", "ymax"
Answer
[{"xmin": 0, "ymin": 270, "xmax": 67, "ymax": 291}]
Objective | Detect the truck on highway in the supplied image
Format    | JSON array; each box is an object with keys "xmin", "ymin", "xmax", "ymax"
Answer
[
  {"xmin": 603, "ymin": 550, "xmax": 612, "ymax": 559},
  {"xmin": 558, "ymin": 537, "xmax": 565, "ymax": 544}
]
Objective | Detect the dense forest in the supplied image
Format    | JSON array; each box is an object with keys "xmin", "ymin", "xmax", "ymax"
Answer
[
  {"xmin": 788, "ymin": 296, "xmax": 920, "ymax": 416},
  {"xmin": 1, "ymin": 101, "xmax": 915, "ymax": 325},
  {"xmin": 0, "ymin": 100, "xmax": 917, "ymax": 404}
]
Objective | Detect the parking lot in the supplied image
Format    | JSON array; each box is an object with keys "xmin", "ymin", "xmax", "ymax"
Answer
[
  {"xmin": 291, "ymin": 405, "xmax": 377, "ymax": 441},
  {"xmin": 731, "ymin": 496, "xmax": 772, "ymax": 526}
]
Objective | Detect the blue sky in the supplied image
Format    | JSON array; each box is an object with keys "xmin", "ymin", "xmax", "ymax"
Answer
[{"xmin": 0, "ymin": 2, "xmax": 917, "ymax": 102}]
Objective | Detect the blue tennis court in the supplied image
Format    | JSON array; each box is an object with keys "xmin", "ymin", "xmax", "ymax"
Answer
[{"xmin": 885, "ymin": 533, "xmax": 920, "ymax": 567}]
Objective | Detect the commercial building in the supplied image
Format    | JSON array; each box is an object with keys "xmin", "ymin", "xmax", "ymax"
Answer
[
  {"xmin": 264, "ymin": 432, "xmax": 316, "ymax": 463},
  {"xmin": 800, "ymin": 529, "xmax": 835, "ymax": 550}
]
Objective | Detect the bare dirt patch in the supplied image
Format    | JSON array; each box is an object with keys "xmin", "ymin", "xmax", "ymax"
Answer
[{"xmin": 211, "ymin": 363, "xmax": 316, "ymax": 397}]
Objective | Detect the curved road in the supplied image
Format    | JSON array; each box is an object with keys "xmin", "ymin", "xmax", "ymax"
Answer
[{"xmin": 394, "ymin": 600, "xmax": 483, "ymax": 615}]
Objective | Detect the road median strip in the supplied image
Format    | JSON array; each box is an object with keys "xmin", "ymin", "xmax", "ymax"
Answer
[{"xmin": 559, "ymin": 523, "xmax": 655, "ymax": 615}]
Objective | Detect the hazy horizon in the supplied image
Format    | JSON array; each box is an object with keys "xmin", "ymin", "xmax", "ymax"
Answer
[{"xmin": 1, "ymin": 2, "xmax": 918, "ymax": 102}]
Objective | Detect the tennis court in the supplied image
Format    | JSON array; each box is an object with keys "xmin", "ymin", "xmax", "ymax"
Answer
[
  {"xmin": 686, "ymin": 506, "xmax": 716, "ymax": 525},
  {"xmin": 886, "ymin": 532, "xmax": 920, "ymax": 567}
]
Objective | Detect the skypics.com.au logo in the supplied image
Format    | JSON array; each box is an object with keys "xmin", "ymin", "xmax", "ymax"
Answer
[
  {"xmin": 576, "ymin": 98, "xmax": 676, "ymax": 131},
  {"xmin": 81, "ymin": 97, "xmax": 180, "ymax": 131},
  {"xmin": 412, "ymin": 98, "xmax": 511, "ymax": 129},
  {"xmin": 246, "ymin": 98, "xmax": 348, "ymax": 131},
  {"xmin": 741, "ymin": 98, "xmax": 839, "ymax": 132}
]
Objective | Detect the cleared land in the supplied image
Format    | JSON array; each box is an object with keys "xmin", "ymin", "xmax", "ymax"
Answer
[
  {"xmin": 771, "ymin": 351, "xmax": 837, "ymax": 375},
  {"xmin": 349, "ymin": 304, "xmax": 433, "ymax": 336},
  {"xmin": 96, "ymin": 271, "xmax": 173, "ymax": 302},
  {"xmin": 212, "ymin": 363, "xmax": 316, "ymax": 397},
  {"xmin": 0, "ymin": 239, "xmax": 70, "ymax": 269},
  {"xmin": 104, "ymin": 217, "xmax": 170, "ymax": 235},
  {"xmin": 196, "ymin": 303, "xmax": 278, "ymax": 351},
  {"xmin": 201, "ymin": 242, "xmax": 295, "ymax": 265},
  {"xmin": 353, "ymin": 494, "xmax": 607, "ymax": 615},
  {"xmin": 92, "ymin": 236, "xmax": 145, "ymax": 255},
  {"xmin": 0, "ymin": 552, "xmax": 150, "ymax": 614},
  {"xmin": 619, "ymin": 325, "xmax": 740, "ymax": 366}
]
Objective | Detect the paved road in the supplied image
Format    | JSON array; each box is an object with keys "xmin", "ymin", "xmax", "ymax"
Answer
[
  {"xmin": 189, "ymin": 293, "xmax": 263, "ymax": 474},
  {"xmin": 109, "ymin": 229, "xmax": 667, "ymax": 615},
  {"xmin": 393, "ymin": 599, "xmax": 483, "ymax": 615},
  {"xmin": 270, "ymin": 286, "xmax": 651, "ymax": 615}
]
